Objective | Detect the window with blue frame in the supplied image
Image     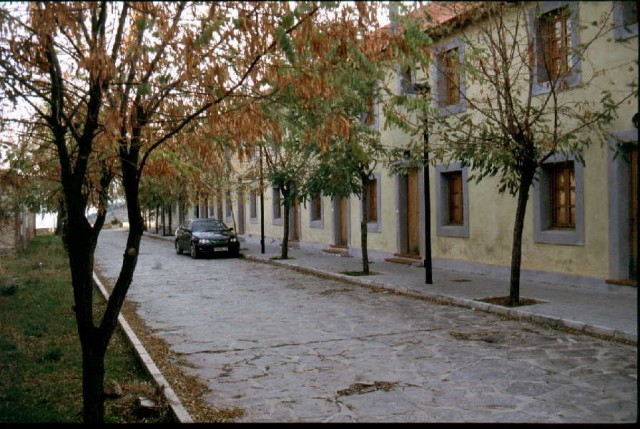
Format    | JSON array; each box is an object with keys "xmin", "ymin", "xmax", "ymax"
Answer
[
  {"xmin": 432, "ymin": 39, "xmax": 466, "ymax": 116},
  {"xmin": 529, "ymin": 2, "xmax": 581, "ymax": 95}
]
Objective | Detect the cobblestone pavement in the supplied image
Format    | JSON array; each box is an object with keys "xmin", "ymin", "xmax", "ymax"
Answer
[{"xmin": 95, "ymin": 230, "xmax": 637, "ymax": 423}]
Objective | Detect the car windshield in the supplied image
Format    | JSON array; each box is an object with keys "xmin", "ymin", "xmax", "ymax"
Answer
[{"xmin": 191, "ymin": 220, "xmax": 227, "ymax": 232}]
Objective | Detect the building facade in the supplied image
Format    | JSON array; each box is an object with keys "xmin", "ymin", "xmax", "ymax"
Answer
[{"xmin": 164, "ymin": 1, "xmax": 637, "ymax": 289}]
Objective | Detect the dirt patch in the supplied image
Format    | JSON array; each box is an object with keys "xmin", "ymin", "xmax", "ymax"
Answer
[
  {"xmin": 340, "ymin": 271, "xmax": 380, "ymax": 276},
  {"xmin": 319, "ymin": 287, "xmax": 353, "ymax": 295},
  {"xmin": 605, "ymin": 279, "xmax": 637, "ymax": 287},
  {"xmin": 449, "ymin": 329, "xmax": 529, "ymax": 345},
  {"xmin": 476, "ymin": 296, "xmax": 544, "ymax": 307},
  {"xmin": 450, "ymin": 331, "xmax": 502, "ymax": 343},
  {"xmin": 337, "ymin": 381, "xmax": 398, "ymax": 397}
]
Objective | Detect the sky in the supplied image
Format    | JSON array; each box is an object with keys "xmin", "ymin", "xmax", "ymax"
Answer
[{"xmin": 37, "ymin": 213, "xmax": 56, "ymax": 229}]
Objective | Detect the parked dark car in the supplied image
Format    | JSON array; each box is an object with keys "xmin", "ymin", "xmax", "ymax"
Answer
[{"xmin": 175, "ymin": 218, "xmax": 240, "ymax": 259}]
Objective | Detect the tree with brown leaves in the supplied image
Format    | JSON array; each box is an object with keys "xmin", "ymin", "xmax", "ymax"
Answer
[{"xmin": 0, "ymin": 1, "xmax": 389, "ymax": 422}]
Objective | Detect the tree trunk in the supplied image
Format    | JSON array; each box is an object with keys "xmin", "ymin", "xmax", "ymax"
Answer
[
  {"xmin": 155, "ymin": 205, "xmax": 159, "ymax": 234},
  {"xmin": 67, "ymin": 123, "xmax": 145, "ymax": 424},
  {"xmin": 509, "ymin": 165, "xmax": 536, "ymax": 306},
  {"xmin": 281, "ymin": 188, "xmax": 290, "ymax": 260},
  {"xmin": 81, "ymin": 339, "xmax": 106, "ymax": 423},
  {"xmin": 161, "ymin": 206, "xmax": 166, "ymax": 236},
  {"xmin": 64, "ymin": 195, "xmax": 105, "ymax": 423},
  {"xmin": 56, "ymin": 196, "xmax": 68, "ymax": 252},
  {"xmin": 360, "ymin": 174, "xmax": 370, "ymax": 275},
  {"xmin": 229, "ymin": 197, "xmax": 237, "ymax": 233}
]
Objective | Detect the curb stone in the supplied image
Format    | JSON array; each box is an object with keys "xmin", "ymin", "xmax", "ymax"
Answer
[{"xmin": 93, "ymin": 272, "xmax": 194, "ymax": 423}]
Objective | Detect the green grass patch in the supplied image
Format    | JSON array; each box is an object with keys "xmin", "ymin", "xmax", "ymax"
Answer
[{"xmin": 0, "ymin": 234, "xmax": 172, "ymax": 423}]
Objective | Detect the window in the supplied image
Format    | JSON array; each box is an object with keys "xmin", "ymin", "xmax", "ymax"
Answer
[
  {"xmin": 446, "ymin": 171, "xmax": 464, "ymax": 225},
  {"xmin": 442, "ymin": 48, "xmax": 460, "ymax": 106},
  {"xmin": 400, "ymin": 66, "xmax": 415, "ymax": 96},
  {"xmin": 613, "ymin": 1, "xmax": 639, "ymax": 39},
  {"xmin": 310, "ymin": 194, "xmax": 322, "ymax": 221},
  {"xmin": 432, "ymin": 39, "xmax": 466, "ymax": 116},
  {"xmin": 436, "ymin": 164, "xmax": 469, "ymax": 237},
  {"xmin": 620, "ymin": 1, "xmax": 638, "ymax": 27},
  {"xmin": 249, "ymin": 190, "xmax": 258, "ymax": 221},
  {"xmin": 530, "ymin": 2, "xmax": 580, "ymax": 95},
  {"xmin": 538, "ymin": 7, "xmax": 570, "ymax": 84},
  {"xmin": 361, "ymin": 96, "xmax": 379, "ymax": 129},
  {"xmin": 362, "ymin": 173, "xmax": 382, "ymax": 232},
  {"xmin": 366, "ymin": 98, "xmax": 375, "ymax": 125},
  {"xmin": 533, "ymin": 154, "xmax": 584, "ymax": 245},
  {"xmin": 549, "ymin": 162, "xmax": 576, "ymax": 228},
  {"xmin": 309, "ymin": 193, "xmax": 323, "ymax": 228},
  {"xmin": 272, "ymin": 188, "xmax": 282, "ymax": 224}
]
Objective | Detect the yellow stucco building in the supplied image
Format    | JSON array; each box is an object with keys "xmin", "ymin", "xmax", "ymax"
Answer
[{"xmin": 170, "ymin": 1, "xmax": 636, "ymax": 289}]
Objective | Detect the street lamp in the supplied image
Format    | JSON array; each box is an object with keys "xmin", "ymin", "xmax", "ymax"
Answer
[
  {"xmin": 414, "ymin": 82, "xmax": 433, "ymax": 284},
  {"xmin": 259, "ymin": 144, "xmax": 265, "ymax": 254}
]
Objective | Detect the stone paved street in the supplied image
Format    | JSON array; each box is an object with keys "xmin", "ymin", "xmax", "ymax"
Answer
[{"xmin": 95, "ymin": 230, "xmax": 637, "ymax": 423}]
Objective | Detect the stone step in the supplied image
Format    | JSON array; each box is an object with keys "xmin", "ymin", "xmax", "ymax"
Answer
[
  {"xmin": 279, "ymin": 240, "xmax": 300, "ymax": 248},
  {"xmin": 384, "ymin": 257, "xmax": 417, "ymax": 265},
  {"xmin": 322, "ymin": 248, "xmax": 349, "ymax": 256},
  {"xmin": 393, "ymin": 253, "xmax": 422, "ymax": 260}
]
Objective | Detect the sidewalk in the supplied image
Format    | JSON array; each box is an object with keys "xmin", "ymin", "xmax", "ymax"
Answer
[{"xmin": 148, "ymin": 232, "xmax": 638, "ymax": 344}]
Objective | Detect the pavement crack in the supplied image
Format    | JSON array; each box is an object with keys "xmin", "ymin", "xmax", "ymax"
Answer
[{"xmin": 179, "ymin": 326, "xmax": 451, "ymax": 356}]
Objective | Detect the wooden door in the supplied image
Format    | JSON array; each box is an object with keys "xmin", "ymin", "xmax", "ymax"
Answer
[
  {"xmin": 289, "ymin": 198, "xmax": 300, "ymax": 241},
  {"xmin": 237, "ymin": 190, "xmax": 245, "ymax": 235},
  {"xmin": 407, "ymin": 171, "xmax": 420, "ymax": 256},
  {"xmin": 338, "ymin": 197, "xmax": 348, "ymax": 246}
]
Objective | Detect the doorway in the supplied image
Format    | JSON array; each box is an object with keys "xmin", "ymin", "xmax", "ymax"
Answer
[
  {"xmin": 288, "ymin": 198, "xmax": 300, "ymax": 242},
  {"xmin": 237, "ymin": 190, "xmax": 245, "ymax": 235},
  {"xmin": 609, "ymin": 138, "xmax": 638, "ymax": 284},
  {"xmin": 334, "ymin": 197, "xmax": 349, "ymax": 247},
  {"xmin": 399, "ymin": 171, "xmax": 421, "ymax": 257}
]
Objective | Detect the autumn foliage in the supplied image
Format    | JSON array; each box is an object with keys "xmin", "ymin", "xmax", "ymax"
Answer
[{"xmin": 0, "ymin": 1, "xmax": 402, "ymax": 422}]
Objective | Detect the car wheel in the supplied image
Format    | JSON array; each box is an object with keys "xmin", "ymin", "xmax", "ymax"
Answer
[
  {"xmin": 190, "ymin": 243, "xmax": 198, "ymax": 259},
  {"xmin": 175, "ymin": 241, "xmax": 182, "ymax": 255}
]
